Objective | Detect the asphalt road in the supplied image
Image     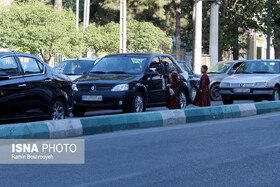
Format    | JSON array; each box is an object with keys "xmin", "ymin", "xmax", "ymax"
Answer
[
  {"xmin": 2, "ymin": 112, "xmax": 280, "ymax": 186},
  {"xmin": 72, "ymin": 100, "xmax": 254, "ymax": 117}
]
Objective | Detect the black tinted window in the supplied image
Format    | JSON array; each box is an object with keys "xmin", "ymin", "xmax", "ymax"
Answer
[
  {"xmin": 19, "ymin": 57, "xmax": 43, "ymax": 75},
  {"xmin": 0, "ymin": 56, "xmax": 20, "ymax": 77},
  {"xmin": 54, "ymin": 60, "xmax": 96, "ymax": 75}
]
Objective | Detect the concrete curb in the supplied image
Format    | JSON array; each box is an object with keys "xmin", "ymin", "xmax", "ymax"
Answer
[{"xmin": 1, "ymin": 101, "xmax": 280, "ymax": 139}]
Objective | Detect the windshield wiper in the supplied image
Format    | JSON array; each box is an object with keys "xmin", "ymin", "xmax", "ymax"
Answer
[
  {"xmin": 107, "ymin": 71, "xmax": 128, "ymax": 74},
  {"xmin": 252, "ymin": 71, "xmax": 272, "ymax": 74},
  {"xmin": 90, "ymin": 71, "xmax": 106, "ymax": 74},
  {"xmin": 237, "ymin": 72, "xmax": 252, "ymax": 74}
]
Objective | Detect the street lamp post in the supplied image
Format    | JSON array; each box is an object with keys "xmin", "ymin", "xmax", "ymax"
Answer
[
  {"xmin": 267, "ymin": 0, "xmax": 272, "ymax": 59},
  {"xmin": 120, "ymin": 0, "xmax": 127, "ymax": 53}
]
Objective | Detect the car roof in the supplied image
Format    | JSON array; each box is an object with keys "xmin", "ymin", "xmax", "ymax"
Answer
[
  {"xmin": 64, "ymin": 57, "xmax": 100, "ymax": 61},
  {"xmin": 104, "ymin": 53, "xmax": 173, "ymax": 58}
]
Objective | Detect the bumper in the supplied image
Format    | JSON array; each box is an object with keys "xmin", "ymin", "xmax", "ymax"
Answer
[
  {"xmin": 220, "ymin": 87, "xmax": 274, "ymax": 100},
  {"xmin": 74, "ymin": 90, "xmax": 134, "ymax": 109}
]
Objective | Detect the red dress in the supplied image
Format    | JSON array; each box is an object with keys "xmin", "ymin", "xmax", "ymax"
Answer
[
  {"xmin": 194, "ymin": 74, "xmax": 211, "ymax": 107},
  {"xmin": 165, "ymin": 71, "xmax": 179, "ymax": 109}
]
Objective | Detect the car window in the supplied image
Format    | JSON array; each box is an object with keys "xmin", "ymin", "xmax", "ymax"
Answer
[
  {"xmin": 161, "ymin": 56, "xmax": 182, "ymax": 73},
  {"xmin": 54, "ymin": 60, "xmax": 96, "ymax": 75},
  {"xmin": 236, "ymin": 61, "xmax": 280, "ymax": 74},
  {"xmin": 178, "ymin": 61, "xmax": 192, "ymax": 74},
  {"xmin": 90, "ymin": 56, "xmax": 147, "ymax": 74},
  {"xmin": 208, "ymin": 62, "xmax": 232, "ymax": 74},
  {"xmin": 18, "ymin": 57, "xmax": 43, "ymax": 75},
  {"xmin": 231, "ymin": 62, "xmax": 242, "ymax": 71},
  {"xmin": 0, "ymin": 56, "xmax": 20, "ymax": 77},
  {"xmin": 149, "ymin": 60, "xmax": 165, "ymax": 75}
]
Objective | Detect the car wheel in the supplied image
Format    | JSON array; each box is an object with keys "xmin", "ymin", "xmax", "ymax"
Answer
[
  {"xmin": 50, "ymin": 99, "xmax": 66, "ymax": 120},
  {"xmin": 124, "ymin": 92, "xmax": 145, "ymax": 113},
  {"xmin": 210, "ymin": 84, "xmax": 222, "ymax": 101},
  {"xmin": 178, "ymin": 91, "xmax": 188, "ymax": 109},
  {"xmin": 72, "ymin": 106, "xmax": 86, "ymax": 117},
  {"xmin": 270, "ymin": 87, "xmax": 280, "ymax": 101},
  {"xmin": 222, "ymin": 97, "xmax": 234, "ymax": 105},
  {"xmin": 191, "ymin": 87, "xmax": 197, "ymax": 103}
]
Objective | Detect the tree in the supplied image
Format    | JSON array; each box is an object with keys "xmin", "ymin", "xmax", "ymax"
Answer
[
  {"xmin": 175, "ymin": 0, "xmax": 181, "ymax": 60},
  {"xmin": 219, "ymin": 0, "xmax": 266, "ymax": 60},
  {"xmin": 85, "ymin": 20, "xmax": 172, "ymax": 56},
  {"xmin": 0, "ymin": 2, "xmax": 84, "ymax": 63},
  {"xmin": 271, "ymin": 1, "xmax": 280, "ymax": 58}
]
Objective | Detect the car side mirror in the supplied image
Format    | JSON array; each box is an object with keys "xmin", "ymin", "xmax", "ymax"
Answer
[
  {"xmin": 82, "ymin": 71, "xmax": 87, "ymax": 75},
  {"xmin": 146, "ymin": 71, "xmax": 158, "ymax": 77},
  {"xmin": 0, "ymin": 72, "xmax": 9, "ymax": 80}
]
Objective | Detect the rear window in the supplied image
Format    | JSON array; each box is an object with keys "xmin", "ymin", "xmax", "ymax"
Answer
[{"xmin": 54, "ymin": 60, "xmax": 96, "ymax": 75}]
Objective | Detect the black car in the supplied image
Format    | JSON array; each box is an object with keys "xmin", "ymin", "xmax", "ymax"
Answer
[
  {"xmin": 177, "ymin": 60, "xmax": 200, "ymax": 103},
  {"xmin": 0, "ymin": 52, "xmax": 74, "ymax": 124},
  {"xmin": 72, "ymin": 53, "xmax": 192, "ymax": 116}
]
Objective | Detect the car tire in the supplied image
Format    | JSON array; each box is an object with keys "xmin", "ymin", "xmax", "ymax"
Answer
[
  {"xmin": 270, "ymin": 87, "xmax": 280, "ymax": 101},
  {"xmin": 191, "ymin": 87, "xmax": 197, "ymax": 103},
  {"xmin": 124, "ymin": 92, "xmax": 145, "ymax": 113},
  {"xmin": 72, "ymin": 106, "xmax": 86, "ymax": 117},
  {"xmin": 50, "ymin": 99, "xmax": 66, "ymax": 120},
  {"xmin": 222, "ymin": 97, "xmax": 234, "ymax": 105},
  {"xmin": 178, "ymin": 90, "xmax": 188, "ymax": 109},
  {"xmin": 210, "ymin": 84, "xmax": 222, "ymax": 101}
]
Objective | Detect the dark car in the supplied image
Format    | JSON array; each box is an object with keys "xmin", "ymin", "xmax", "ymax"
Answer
[
  {"xmin": 72, "ymin": 53, "xmax": 191, "ymax": 116},
  {"xmin": 177, "ymin": 60, "xmax": 200, "ymax": 103},
  {"xmin": 53, "ymin": 58, "xmax": 100, "ymax": 81},
  {"xmin": 0, "ymin": 52, "xmax": 74, "ymax": 124}
]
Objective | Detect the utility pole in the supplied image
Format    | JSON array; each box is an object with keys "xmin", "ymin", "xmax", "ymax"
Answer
[
  {"xmin": 193, "ymin": 0, "xmax": 202, "ymax": 74},
  {"xmin": 83, "ymin": 0, "xmax": 90, "ymax": 32},
  {"xmin": 209, "ymin": 0, "xmax": 220, "ymax": 66},
  {"xmin": 76, "ymin": 0, "xmax": 79, "ymax": 30},
  {"xmin": 267, "ymin": 0, "xmax": 271, "ymax": 59},
  {"xmin": 120, "ymin": 0, "xmax": 127, "ymax": 53}
]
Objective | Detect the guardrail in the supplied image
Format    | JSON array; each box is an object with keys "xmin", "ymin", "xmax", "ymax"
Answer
[{"xmin": 1, "ymin": 101, "xmax": 280, "ymax": 139}]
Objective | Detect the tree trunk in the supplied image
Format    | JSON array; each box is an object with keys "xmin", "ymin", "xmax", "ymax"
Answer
[
  {"xmin": 219, "ymin": 0, "xmax": 227, "ymax": 61},
  {"xmin": 175, "ymin": 0, "xmax": 181, "ymax": 60},
  {"xmin": 54, "ymin": 0, "xmax": 63, "ymax": 11},
  {"xmin": 274, "ymin": 32, "xmax": 280, "ymax": 59}
]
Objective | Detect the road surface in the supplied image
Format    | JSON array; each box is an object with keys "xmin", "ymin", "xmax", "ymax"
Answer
[{"xmin": 1, "ymin": 112, "xmax": 280, "ymax": 186}]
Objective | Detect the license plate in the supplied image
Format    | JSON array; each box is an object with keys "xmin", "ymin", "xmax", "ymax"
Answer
[
  {"xmin": 81, "ymin": 95, "xmax": 103, "ymax": 101},
  {"xmin": 233, "ymin": 88, "xmax": 250, "ymax": 93}
]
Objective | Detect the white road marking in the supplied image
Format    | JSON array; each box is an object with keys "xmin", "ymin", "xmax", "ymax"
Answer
[{"xmin": 260, "ymin": 143, "xmax": 280, "ymax": 150}]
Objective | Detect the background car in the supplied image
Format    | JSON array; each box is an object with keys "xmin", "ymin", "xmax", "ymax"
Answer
[
  {"xmin": 72, "ymin": 53, "xmax": 191, "ymax": 116},
  {"xmin": 208, "ymin": 60, "xmax": 243, "ymax": 101},
  {"xmin": 0, "ymin": 52, "xmax": 73, "ymax": 124},
  {"xmin": 177, "ymin": 60, "xmax": 200, "ymax": 103},
  {"xmin": 53, "ymin": 58, "xmax": 100, "ymax": 81},
  {"xmin": 220, "ymin": 60, "xmax": 280, "ymax": 104}
]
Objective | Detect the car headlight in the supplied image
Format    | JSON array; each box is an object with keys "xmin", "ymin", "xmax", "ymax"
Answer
[
  {"xmin": 111, "ymin": 84, "xmax": 129, "ymax": 91},
  {"xmin": 72, "ymin": 84, "xmax": 78, "ymax": 91},
  {"xmin": 220, "ymin": 82, "xmax": 230, "ymax": 87},
  {"xmin": 254, "ymin": 82, "xmax": 267, "ymax": 87}
]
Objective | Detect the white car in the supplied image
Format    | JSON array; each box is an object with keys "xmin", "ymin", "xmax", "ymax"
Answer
[
  {"xmin": 220, "ymin": 60, "xmax": 280, "ymax": 104},
  {"xmin": 53, "ymin": 58, "xmax": 100, "ymax": 81}
]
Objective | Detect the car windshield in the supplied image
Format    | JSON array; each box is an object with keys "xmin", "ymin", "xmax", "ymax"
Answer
[
  {"xmin": 208, "ymin": 62, "xmax": 232, "ymax": 74},
  {"xmin": 235, "ymin": 61, "xmax": 280, "ymax": 74},
  {"xmin": 90, "ymin": 56, "xmax": 148, "ymax": 74},
  {"xmin": 54, "ymin": 60, "xmax": 96, "ymax": 75}
]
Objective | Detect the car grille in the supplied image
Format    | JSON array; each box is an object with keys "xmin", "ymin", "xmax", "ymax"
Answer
[
  {"xmin": 77, "ymin": 84, "xmax": 112, "ymax": 91},
  {"xmin": 230, "ymin": 83, "xmax": 254, "ymax": 87}
]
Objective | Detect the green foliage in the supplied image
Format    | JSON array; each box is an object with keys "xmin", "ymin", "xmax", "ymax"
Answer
[
  {"xmin": 0, "ymin": 2, "xmax": 85, "ymax": 63},
  {"xmin": 85, "ymin": 20, "xmax": 172, "ymax": 56}
]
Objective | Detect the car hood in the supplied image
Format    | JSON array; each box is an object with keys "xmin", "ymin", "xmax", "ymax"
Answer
[
  {"xmin": 74, "ymin": 74, "xmax": 140, "ymax": 84},
  {"xmin": 208, "ymin": 73, "xmax": 227, "ymax": 80},
  {"xmin": 222, "ymin": 74, "xmax": 279, "ymax": 83},
  {"xmin": 67, "ymin": 75, "xmax": 82, "ymax": 81}
]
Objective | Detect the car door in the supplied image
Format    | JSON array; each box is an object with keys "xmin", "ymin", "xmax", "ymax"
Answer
[
  {"xmin": 0, "ymin": 55, "xmax": 28, "ymax": 121},
  {"xmin": 146, "ymin": 56, "xmax": 166, "ymax": 104},
  {"xmin": 17, "ymin": 55, "xmax": 53, "ymax": 117}
]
